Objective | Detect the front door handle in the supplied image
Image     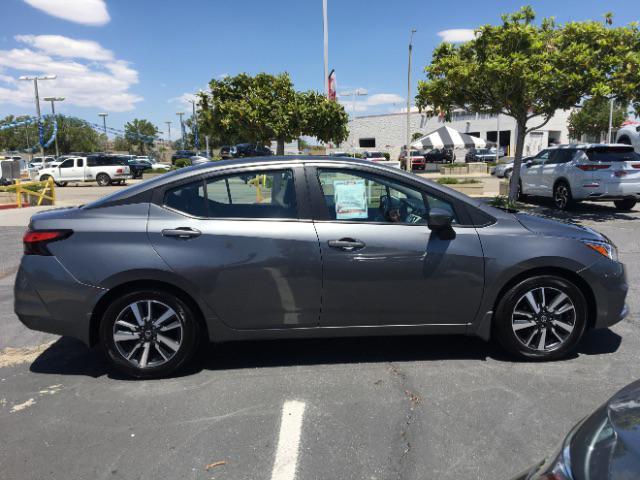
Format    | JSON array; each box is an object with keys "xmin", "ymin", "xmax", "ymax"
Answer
[
  {"xmin": 162, "ymin": 227, "xmax": 201, "ymax": 239},
  {"xmin": 328, "ymin": 238, "xmax": 365, "ymax": 251}
]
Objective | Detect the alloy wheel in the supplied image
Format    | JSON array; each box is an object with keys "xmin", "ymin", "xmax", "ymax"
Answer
[
  {"xmin": 112, "ymin": 300, "xmax": 183, "ymax": 368},
  {"xmin": 511, "ymin": 287, "xmax": 576, "ymax": 352}
]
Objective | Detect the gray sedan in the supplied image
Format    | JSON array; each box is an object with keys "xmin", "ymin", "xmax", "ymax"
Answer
[{"xmin": 15, "ymin": 156, "xmax": 628, "ymax": 378}]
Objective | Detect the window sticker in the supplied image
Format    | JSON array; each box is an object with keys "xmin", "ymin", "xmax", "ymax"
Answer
[{"xmin": 334, "ymin": 179, "xmax": 368, "ymax": 219}]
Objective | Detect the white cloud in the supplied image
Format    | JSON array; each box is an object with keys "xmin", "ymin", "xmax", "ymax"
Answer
[
  {"xmin": 0, "ymin": 35, "xmax": 141, "ymax": 111},
  {"xmin": 437, "ymin": 29, "xmax": 476, "ymax": 43},
  {"xmin": 15, "ymin": 35, "xmax": 113, "ymax": 61},
  {"xmin": 339, "ymin": 92, "xmax": 404, "ymax": 112},
  {"xmin": 23, "ymin": 0, "xmax": 110, "ymax": 26}
]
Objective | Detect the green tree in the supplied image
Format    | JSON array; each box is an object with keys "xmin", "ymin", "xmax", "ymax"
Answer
[
  {"xmin": 568, "ymin": 97, "xmax": 627, "ymax": 141},
  {"xmin": 411, "ymin": 132, "xmax": 423, "ymax": 142},
  {"xmin": 416, "ymin": 6, "xmax": 640, "ymax": 201},
  {"xmin": 112, "ymin": 135, "xmax": 129, "ymax": 152},
  {"xmin": 198, "ymin": 72, "xmax": 348, "ymax": 154},
  {"xmin": 124, "ymin": 118, "xmax": 159, "ymax": 154}
]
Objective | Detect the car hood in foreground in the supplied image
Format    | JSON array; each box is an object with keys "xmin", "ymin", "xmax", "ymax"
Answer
[
  {"xmin": 515, "ymin": 212, "xmax": 605, "ymax": 242},
  {"xmin": 607, "ymin": 380, "xmax": 640, "ymax": 464}
]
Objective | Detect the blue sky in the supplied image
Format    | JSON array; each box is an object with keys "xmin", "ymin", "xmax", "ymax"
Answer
[{"xmin": 0, "ymin": 0, "xmax": 637, "ymax": 139}]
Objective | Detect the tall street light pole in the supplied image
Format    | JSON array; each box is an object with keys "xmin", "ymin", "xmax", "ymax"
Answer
[
  {"xmin": 42, "ymin": 96, "xmax": 64, "ymax": 158},
  {"xmin": 98, "ymin": 112, "xmax": 108, "ymax": 152},
  {"xmin": 176, "ymin": 112, "xmax": 185, "ymax": 150},
  {"xmin": 18, "ymin": 74, "xmax": 56, "ymax": 158},
  {"xmin": 322, "ymin": 0, "xmax": 329, "ymax": 95},
  {"xmin": 165, "ymin": 121, "xmax": 172, "ymax": 143},
  {"xmin": 406, "ymin": 29, "xmax": 416, "ymax": 171}
]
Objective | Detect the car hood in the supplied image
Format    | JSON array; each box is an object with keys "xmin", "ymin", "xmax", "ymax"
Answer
[
  {"xmin": 515, "ymin": 212, "xmax": 605, "ymax": 242},
  {"xmin": 608, "ymin": 380, "xmax": 640, "ymax": 461}
]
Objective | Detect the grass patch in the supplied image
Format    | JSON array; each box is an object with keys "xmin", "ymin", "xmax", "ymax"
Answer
[
  {"xmin": 436, "ymin": 177, "xmax": 480, "ymax": 185},
  {"xmin": 489, "ymin": 195, "xmax": 521, "ymax": 211}
]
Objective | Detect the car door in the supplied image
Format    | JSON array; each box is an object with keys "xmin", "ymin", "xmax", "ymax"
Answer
[
  {"xmin": 307, "ymin": 165, "xmax": 485, "ymax": 327},
  {"xmin": 521, "ymin": 149, "xmax": 550, "ymax": 194},
  {"xmin": 147, "ymin": 165, "xmax": 322, "ymax": 330},
  {"xmin": 57, "ymin": 158, "xmax": 78, "ymax": 180},
  {"xmin": 539, "ymin": 149, "xmax": 575, "ymax": 195}
]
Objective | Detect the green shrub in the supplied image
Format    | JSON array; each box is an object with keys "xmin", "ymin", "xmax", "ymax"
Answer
[
  {"xmin": 489, "ymin": 195, "xmax": 519, "ymax": 210},
  {"xmin": 436, "ymin": 177, "xmax": 480, "ymax": 185},
  {"xmin": 149, "ymin": 168, "xmax": 168, "ymax": 174},
  {"xmin": 383, "ymin": 152, "xmax": 390, "ymax": 160},
  {"xmin": 174, "ymin": 158, "xmax": 191, "ymax": 168}
]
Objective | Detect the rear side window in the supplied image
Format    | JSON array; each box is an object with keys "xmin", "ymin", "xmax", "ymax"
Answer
[
  {"xmin": 164, "ymin": 181, "xmax": 207, "ymax": 217},
  {"xmin": 205, "ymin": 170, "xmax": 297, "ymax": 219},
  {"xmin": 585, "ymin": 147, "xmax": 639, "ymax": 162},
  {"xmin": 163, "ymin": 170, "xmax": 297, "ymax": 219}
]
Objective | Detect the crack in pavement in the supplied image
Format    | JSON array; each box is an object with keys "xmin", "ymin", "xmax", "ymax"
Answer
[{"xmin": 387, "ymin": 362, "xmax": 422, "ymax": 480}]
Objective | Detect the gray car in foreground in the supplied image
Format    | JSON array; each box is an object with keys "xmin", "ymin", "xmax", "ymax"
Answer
[
  {"xmin": 511, "ymin": 378, "xmax": 640, "ymax": 480},
  {"xmin": 15, "ymin": 156, "xmax": 628, "ymax": 378}
]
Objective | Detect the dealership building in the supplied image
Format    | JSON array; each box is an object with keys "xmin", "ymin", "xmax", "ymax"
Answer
[{"xmin": 338, "ymin": 108, "xmax": 576, "ymax": 159}]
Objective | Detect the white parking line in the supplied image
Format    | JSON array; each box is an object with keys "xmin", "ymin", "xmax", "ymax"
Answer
[{"xmin": 270, "ymin": 400, "xmax": 306, "ymax": 480}]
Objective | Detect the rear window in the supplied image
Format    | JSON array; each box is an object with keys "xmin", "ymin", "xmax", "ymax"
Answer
[
  {"xmin": 586, "ymin": 147, "xmax": 639, "ymax": 162},
  {"xmin": 368, "ymin": 152, "xmax": 384, "ymax": 158},
  {"xmin": 87, "ymin": 156, "xmax": 127, "ymax": 167}
]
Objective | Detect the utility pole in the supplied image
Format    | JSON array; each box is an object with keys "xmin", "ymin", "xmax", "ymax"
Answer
[
  {"xmin": 165, "ymin": 121, "xmax": 172, "ymax": 143},
  {"xmin": 495, "ymin": 113, "xmax": 501, "ymax": 163},
  {"xmin": 98, "ymin": 113, "xmax": 108, "ymax": 152},
  {"xmin": 43, "ymin": 97, "xmax": 64, "ymax": 158},
  {"xmin": 187, "ymin": 99, "xmax": 200, "ymax": 151},
  {"xmin": 406, "ymin": 29, "xmax": 416, "ymax": 171},
  {"xmin": 18, "ymin": 74, "xmax": 56, "ymax": 158},
  {"xmin": 322, "ymin": 0, "xmax": 329, "ymax": 95},
  {"xmin": 176, "ymin": 112, "xmax": 185, "ymax": 150}
]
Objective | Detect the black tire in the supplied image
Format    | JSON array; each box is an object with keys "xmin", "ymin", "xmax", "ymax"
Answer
[
  {"xmin": 553, "ymin": 180, "xmax": 574, "ymax": 210},
  {"xmin": 96, "ymin": 173, "xmax": 111, "ymax": 187},
  {"xmin": 504, "ymin": 169, "xmax": 512, "ymax": 180},
  {"xmin": 494, "ymin": 275, "xmax": 588, "ymax": 361},
  {"xmin": 614, "ymin": 199, "xmax": 637, "ymax": 211},
  {"xmin": 99, "ymin": 289, "xmax": 200, "ymax": 378},
  {"xmin": 54, "ymin": 181, "xmax": 67, "ymax": 187}
]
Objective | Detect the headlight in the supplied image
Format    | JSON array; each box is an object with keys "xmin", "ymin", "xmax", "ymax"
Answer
[{"xmin": 582, "ymin": 239, "xmax": 618, "ymax": 261}]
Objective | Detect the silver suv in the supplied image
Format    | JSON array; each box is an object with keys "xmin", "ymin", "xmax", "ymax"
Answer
[{"xmin": 519, "ymin": 144, "xmax": 640, "ymax": 210}]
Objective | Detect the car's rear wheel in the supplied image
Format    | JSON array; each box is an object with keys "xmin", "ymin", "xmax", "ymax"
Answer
[
  {"xmin": 54, "ymin": 181, "xmax": 67, "ymax": 187},
  {"xmin": 96, "ymin": 173, "xmax": 111, "ymax": 186},
  {"xmin": 553, "ymin": 181, "xmax": 574, "ymax": 210},
  {"xmin": 99, "ymin": 290, "xmax": 199, "ymax": 378},
  {"xmin": 494, "ymin": 275, "xmax": 588, "ymax": 360},
  {"xmin": 614, "ymin": 199, "xmax": 637, "ymax": 211}
]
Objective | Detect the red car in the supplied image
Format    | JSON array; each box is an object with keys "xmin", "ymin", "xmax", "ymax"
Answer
[{"xmin": 398, "ymin": 150, "xmax": 426, "ymax": 170}]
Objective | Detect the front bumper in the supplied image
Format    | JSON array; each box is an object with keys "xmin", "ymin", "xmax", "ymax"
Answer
[
  {"xmin": 579, "ymin": 257, "xmax": 628, "ymax": 329},
  {"xmin": 14, "ymin": 255, "xmax": 106, "ymax": 345}
]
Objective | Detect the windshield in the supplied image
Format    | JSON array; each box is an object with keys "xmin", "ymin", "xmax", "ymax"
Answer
[{"xmin": 586, "ymin": 147, "xmax": 640, "ymax": 162}]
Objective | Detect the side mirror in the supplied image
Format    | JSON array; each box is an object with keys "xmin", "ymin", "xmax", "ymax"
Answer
[
  {"xmin": 427, "ymin": 208, "xmax": 453, "ymax": 231},
  {"xmin": 525, "ymin": 160, "xmax": 533, "ymax": 167}
]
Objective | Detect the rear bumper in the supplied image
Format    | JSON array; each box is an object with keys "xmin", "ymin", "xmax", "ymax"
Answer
[
  {"xmin": 14, "ymin": 256, "xmax": 106, "ymax": 345},
  {"xmin": 577, "ymin": 181, "xmax": 640, "ymax": 200},
  {"xmin": 579, "ymin": 258, "xmax": 628, "ymax": 329}
]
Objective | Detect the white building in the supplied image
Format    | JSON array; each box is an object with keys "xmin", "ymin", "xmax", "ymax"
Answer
[{"xmin": 339, "ymin": 109, "xmax": 576, "ymax": 159}]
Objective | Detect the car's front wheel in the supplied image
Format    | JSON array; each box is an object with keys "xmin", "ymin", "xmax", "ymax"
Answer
[
  {"xmin": 96, "ymin": 173, "xmax": 111, "ymax": 186},
  {"xmin": 494, "ymin": 275, "xmax": 588, "ymax": 360},
  {"xmin": 614, "ymin": 198, "xmax": 637, "ymax": 211},
  {"xmin": 99, "ymin": 290, "xmax": 200, "ymax": 378}
]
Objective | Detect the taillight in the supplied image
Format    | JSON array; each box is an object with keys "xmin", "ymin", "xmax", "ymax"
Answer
[
  {"xmin": 23, "ymin": 229, "xmax": 72, "ymax": 255},
  {"xmin": 577, "ymin": 164, "xmax": 610, "ymax": 171},
  {"xmin": 632, "ymin": 164, "xmax": 640, "ymax": 169},
  {"xmin": 116, "ymin": 168, "xmax": 123, "ymax": 174}
]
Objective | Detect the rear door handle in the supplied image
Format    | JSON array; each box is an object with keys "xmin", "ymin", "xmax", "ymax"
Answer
[
  {"xmin": 162, "ymin": 227, "xmax": 201, "ymax": 239},
  {"xmin": 328, "ymin": 238, "xmax": 365, "ymax": 251}
]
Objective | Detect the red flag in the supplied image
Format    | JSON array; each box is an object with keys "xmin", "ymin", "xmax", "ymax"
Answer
[{"xmin": 328, "ymin": 69, "xmax": 337, "ymax": 101}]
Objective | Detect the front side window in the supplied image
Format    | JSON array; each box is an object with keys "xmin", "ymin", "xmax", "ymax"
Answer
[
  {"xmin": 317, "ymin": 169, "xmax": 457, "ymax": 224},
  {"xmin": 59, "ymin": 159, "xmax": 74, "ymax": 169}
]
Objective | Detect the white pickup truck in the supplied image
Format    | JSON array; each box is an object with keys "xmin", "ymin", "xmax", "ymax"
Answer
[{"xmin": 37, "ymin": 155, "xmax": 132, "ymax": 187}]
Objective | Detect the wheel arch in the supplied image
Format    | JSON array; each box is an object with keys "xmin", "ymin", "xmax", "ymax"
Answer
[
  {"xmin": 491, "ymin": 266, "xmax": 597, "ymax": 331},
  {"xmin": 89, "ymin": 279, "xmax": 209, "ymax": 347},
  {"xmin": 617, "ymin": 135, "xmax": 632, "ymax": 145}
]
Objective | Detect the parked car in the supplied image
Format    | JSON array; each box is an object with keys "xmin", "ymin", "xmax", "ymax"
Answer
[
  {"xmin": 136, "ymin": 157, "xmax": 171, "ymax": 172},
  {"xmin": 466, "ymin": 147, "xmax": 505, "ymax": 162},
  {"xmin": 424, "ymin": 148, "xmax": 455, "ymax": 163},
  {"xmin": 518, "ymin": 144, "xmax": 640, "ymax": 210},
  {"xmin": 30, "ymin": 156, "xmax": 57, "ymax": 170},
  {"xmin": 493, "ymin": 156, "xmax": 533, "ymax": 179},
  {"xmin": 398, "ymin": 150, "xmax": 427, "ymax": 170},
  {"xmin": 16, "ymin": 156, "xmax": 627, "ymax": 378},
  {"xmin": 330, "ymin": 151, "xmax": 353, "ymax": 158},
  {"xmin": 221, "ymin": 143, "xmax": 273, "ymax": 159},
  {"xmin": 171, "ymin": 150, "xmax": 196, "ymax": 164},
  {"xmin": 362, "ymin": 151, "xmax": 387, "ymax": 162},
  {"xmin": 38, "ymin": 155, "xmax": 132, "ymax": 186},
  {"xmin": 510, "ymin": 378, "xmax": 640, "ymax": 480},
  {"xmin": 127, "ymin": 158, "xmax": 153, "ymax": 179}
]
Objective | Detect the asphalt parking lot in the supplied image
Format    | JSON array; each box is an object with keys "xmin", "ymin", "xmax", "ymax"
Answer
[{"xmin": 1, "ymin": 184, "xmax": 639, "ymax": 480}]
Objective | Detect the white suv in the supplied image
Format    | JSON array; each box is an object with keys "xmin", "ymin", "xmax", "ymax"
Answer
[{"xmin": 519, "ymin": 144, "xmax": 640, "ymax": 210}]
